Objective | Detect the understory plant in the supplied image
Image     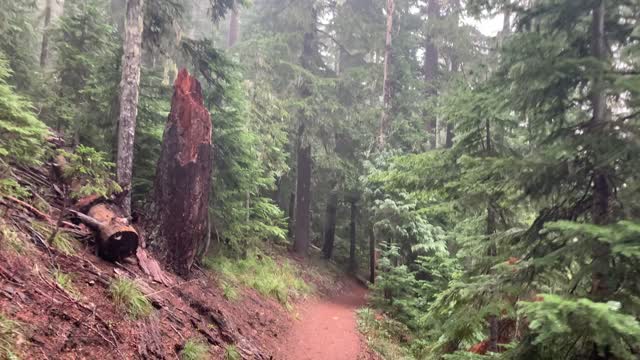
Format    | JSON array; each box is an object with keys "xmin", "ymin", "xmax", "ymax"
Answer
[
  {"xmin": 203, "ymin": 250, "xmax": 311, "ymax": 307},
  {"xmin": 179, "ymin": 338, "xmax": 209, "ymax": 360},
  {"xmin": 109, "ymin": 278, "xmax": 153, "ymax": 319}
]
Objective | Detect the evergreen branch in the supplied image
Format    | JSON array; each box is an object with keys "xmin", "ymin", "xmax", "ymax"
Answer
[{"xmin": 316, "ymin": 28, "xmax": 353, "ymax": 57}]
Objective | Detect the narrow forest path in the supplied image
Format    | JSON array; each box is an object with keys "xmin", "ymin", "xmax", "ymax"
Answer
[{"xmin": 275, "ymin": 279, "xmax": 373, "ymax": 360}]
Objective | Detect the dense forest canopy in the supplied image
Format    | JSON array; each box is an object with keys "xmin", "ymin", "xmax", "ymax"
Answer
[{"xmin": 1, "ymin": 0, "xmax": 640, "ymax": 358}]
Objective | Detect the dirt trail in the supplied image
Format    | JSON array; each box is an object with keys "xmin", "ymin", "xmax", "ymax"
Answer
[{"xmin": 275, "ymin": 279, "xmax": 372, "ymax": 360}]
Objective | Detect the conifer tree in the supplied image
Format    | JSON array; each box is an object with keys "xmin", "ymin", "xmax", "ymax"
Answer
[{"xmin": 116, "ymin": 0, "xmax": 144, "ymax": 215}]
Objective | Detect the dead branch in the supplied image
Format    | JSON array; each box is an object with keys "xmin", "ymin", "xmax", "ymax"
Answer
[{"xmin": 1, "ymin": 194, "xmax": 53, "ymax": 223}]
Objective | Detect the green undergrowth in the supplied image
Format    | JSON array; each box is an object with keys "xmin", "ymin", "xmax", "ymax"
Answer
[
  {"xmin": 109, "ymin": 278, "xmax": 153, "ymax": 319},
  {"xmin": 221, "ymin": 281, "xmax": 240, "ymax": 301},
  {"xmin": 52, "ymin": 269, "xmax": 79, "ymax": 298},
  {"xmin": 31, "ymin": 221, "xmax": 76, "ymax": 255},
  {"xmin": 50, "ymin": 232, "xmax": 76, "ymax": 255},
  {"xmin": 224, "ymin": 344, "xmax": 241, "ymax": 360},
  {"xmin": 357, "ymin": 308, "xmax": 415, "ymax": 360},
  {"xmin": 204, "ymin": 250, "xmax": 312, "ymax": 308},
  {"xmin": 0, "ymin": 222, "xmax": 26, "ymax": 255},
  {"xmin": 179, "ymin": 338, "xmax": 208, "ymax": 360},
  {"xmin": 0, "ymin": 313, "xmax": 21, "ymax": 360}
]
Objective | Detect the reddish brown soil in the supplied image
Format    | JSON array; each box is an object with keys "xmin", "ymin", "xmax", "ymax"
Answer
[
  {"xmin": 0, "ymin": 238, "xmax": 291, "ymax": 359},
  {"xmin": 0, "ymin": 144, "xmax": 379, "ymax": 360},
  {"xmin": 273, "ymin": 279, "xmax": 375, "ymax": 360}
]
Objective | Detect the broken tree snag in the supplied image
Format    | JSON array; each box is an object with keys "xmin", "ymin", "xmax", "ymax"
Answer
[
  {"xmin": 153, "ymin": 69, "xmax": 212, "ymax": 276},
  {"xmin": 86, "ymin": 203, "xmax": 139, "ymax": 261}
]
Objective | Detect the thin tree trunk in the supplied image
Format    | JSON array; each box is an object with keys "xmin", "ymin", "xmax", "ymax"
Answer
[
  {"xmin": 349, "ymin": 199, "xmax": 357, "ymax": 272},
  {"xmin": 378, "ymin": 0, "xmax": 394, "ymax": 149},
  {"xmin": 368, "ymin": 226, "xmax": 376, "ymax": 283},
  {"xmin": 590, "ymin": 0, "xmax": 612, "ymax": 302},
  {"xmin": 293, "ymin": 9, "xmax": 317, "ymax": 256},
  {"xmin": 502, "ymin": 1, "xmax": 512, "ymax": 37},
  {"xmin": 487, "ymin": 195, "xmax": 499, "ymax": 352},
  {"xmin": 444, "ymin": 0, "xmax": 460, "ymax": 149},
  {"xmin": 40, "ymin": 0, "xmax": 52, "ymax": 68},
  {"xmin": 293, "ymin": 145, "xmax": 312, "ymax": 255},
  {"xmin": 227, "ymin": 7, "xmax": 239, "ymax": 47},
  {"xmin": 322, "ymin": 190, "xmax": 338, "ymax": 259},
  {"xmin": 424, "ymin": 0, "xmax": 440, "ymax": 149},
  {"xmin": 116, "ymin": 0, "xmax": 144, "ymax": 215},
  {"xmin": 445, "ymin": 124, "xmax": 454, "ymax": 148},
  {"xmin": 485, "ymin": 116, "xmax": 500, "ymax": 353},
  {"xmin": 287, "ymin": 191, "xmax": 295, "ymax": 240}
]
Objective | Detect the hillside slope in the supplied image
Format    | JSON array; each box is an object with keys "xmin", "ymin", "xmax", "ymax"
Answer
[{"xmin": 0, "ymin": 159, "xmax": 372, "ymax": 359}]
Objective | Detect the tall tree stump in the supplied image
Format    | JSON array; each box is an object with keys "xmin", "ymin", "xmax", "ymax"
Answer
[{"xmin": 153, "ymin": 69, "xmax": 212, "ymax": 276}]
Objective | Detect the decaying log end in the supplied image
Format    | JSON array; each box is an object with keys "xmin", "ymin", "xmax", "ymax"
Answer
[
  {"xmin": 87, "ymin": 203, "xmax": 139, "ymax": 261},
  {"xmin": 98, "ymin": 227, "xmax": 139, "ymax": 262}
]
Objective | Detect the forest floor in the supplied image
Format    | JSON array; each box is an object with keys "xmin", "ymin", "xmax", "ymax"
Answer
[
  {"xmin": 272, "ymin": 277, "xmax": 375, "ymax": 360},
  {"xmin": 0, "ymin": 158, "xmax": 379, "ymax": 359},
  {"xmin": 0, "ymin": 224, "xmax": 376, "ymax": 359}
]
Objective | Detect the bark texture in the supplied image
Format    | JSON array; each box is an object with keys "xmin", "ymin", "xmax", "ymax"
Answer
[
  {"xmin": 116, "ymin": 0, "xmax": 144, "ymax": 215},
  {"xmin": 154, "ymin": 69, "xmax": 213, "ymax": 276},
  {"xmin": 293, "ymin": 145, "xmax": 311, "ymax": 255},
  {"xmin": 348, "ymin": 199, "xmax": 357, "ymax": 272},
  {"xmin": 378, "ymin": 0, "xmax": 395, "ymax": 149},
  {"xmin": 322, "ymin": 191, "xmax": 338, "ymax": 259}
]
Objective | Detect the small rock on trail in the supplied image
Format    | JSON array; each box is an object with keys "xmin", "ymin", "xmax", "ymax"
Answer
[{"xmin": 275, "ymin": 279, "xmax": 374, "ymax": 360}]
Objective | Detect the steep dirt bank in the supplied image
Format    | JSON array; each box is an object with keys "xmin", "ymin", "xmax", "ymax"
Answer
[
  {"xmin": 0, "ymin": 222, "xmax": 371, "ymax": 359},
  {"xmin": 0, "ymin": 157, "xmax": 376, "ymax": 359},
  {"xmin": 0, "ymin": 237, "xmax": 292, "ymax": 359}
]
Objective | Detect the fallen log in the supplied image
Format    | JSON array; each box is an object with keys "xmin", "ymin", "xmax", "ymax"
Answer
[{"xmin": 72, "ymin": 203, "xmax": 139, "ymax": 261}]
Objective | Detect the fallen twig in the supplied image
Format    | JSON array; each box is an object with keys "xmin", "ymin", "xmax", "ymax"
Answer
[{"xmin": 1, "ymin": 194, "xmax": 53, "ymax": 223}]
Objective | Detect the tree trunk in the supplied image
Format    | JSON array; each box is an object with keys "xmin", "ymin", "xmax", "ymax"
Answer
[
  {"xmin": 444, "ymin": 0, "xmax": 460, "ymax": 149},
  {"xmin": 40, "ymin": 0, "xmax": 52, "ymax": 68},
  {"xmin": 424, "ymin": 0, "xmax": 440, "ymax": 149},
  {"xmin": 486, "ymin": 196, "xmax": 499, "ymax": 352},
  {"xmin": 485, "ymin": 116, "xmax": 500, "ymax": 352},
  {"xmin": 287, "ymin": 191, "xmax": 295, "ymax": 240},
  {"xmin": 116, "ymin": 0, "xmax": 144, "ymax": 215},
  {"xmin": 502, "ymin": 1, "xmax": 512, "ymax": 37},
  {"xmin": 293, "ymin": 8, "xmax": 317, "ymax": 256},
  {"xmin": 368, "ymin": 226, "xmax": 376, "ymax": 283},
  {"xmin": 227, "ymin": 7, "xmax": 239, "ymax": 47},
  {"xmin": 322, "ymin": 191, "xmax": 338, "ymax": 259},
  {"xmin": 153, "ymin": 69, "xmax": 213, "ymax": 276},
  {"xmin": 348, "ymin": 199, "xmax": 357, "ymax": 273},
  {"xmin": 293, "ymin": 145, "xmax": 312, "ymax": 255},
  {"xmin": 378, "ymin": 0, "xmax": 395, "ymax": 149},
  {"xmin": 444, "ymin": 59, "xmax": 456, "ymax": 148},
  {"xmin": 590, "ymin": 0, "xmax": 612, "ymax": 303}
]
